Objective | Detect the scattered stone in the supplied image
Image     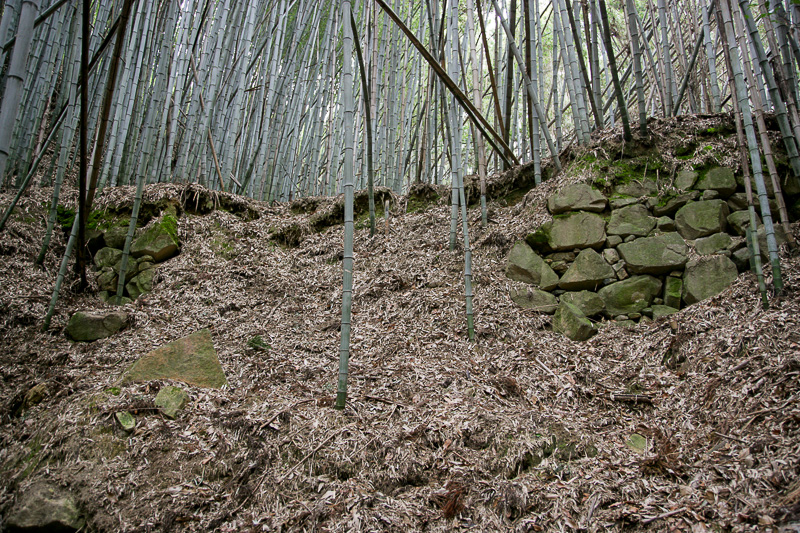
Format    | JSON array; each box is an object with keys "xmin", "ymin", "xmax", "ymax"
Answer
[
  {"xmin": 606, "ymin": 235, "xmax": 623, "ymax": 248},
  {"xmin": 674, "ymin": 200, "xmax": 729, "ymax": 240},
  {"xmin": 602, "ymin": 248, "xmax": 620, "ymax": 264},
  {"xmin": 695, "ymin": 232, "xmax": 732, "ymax": 255},
  {"xmin": 121, "ymin": 329, "xmax": 228, "ymax": 388},
  {"xmin": 696, "ymin": 167, "xmax": 737, "ymax": 197},
  {"xmin": 607, "ymin": 204, "xmax": 656, "ymax": 237},
  {"xmin": 656, "ymin": 216, "xmax": 675, "ymax": 232},
  {"xmin": 617, "ymin": 232, "xmax": 688, "ymax": 275},
  {"xmin": 652, "ymin": 191, "xmax": 700, "ymax": 217},
  {"xmin": 547, "ymin": 183, "xmax": 607, "ymax": 214},
  {"xmin": 552, "ymin": 302, "xmax": 597, "ymax": 342},
  {"xmin": 509, "ymin": 287, "xmax": 558, "ymax": 314},
  {"xmin": 5, "ymin": 483, "xmax": 84, "ymax": 532},
  {"xmin": 726, "ymin": 192, "xmax": 750, "ymax": 212},
  {"xmin": 559, "ymin": 291, "xmax": 605, "ymax": 317},
  {"xmin": 626, "ymin": 433, "xmax": 648, "ymax": 454},
  {"xmin": 559, "ymin": 249, "xmax": 616, "ymax": 291},
  {"xmin": 663, "ymin": 276, "xmax": 683, "ymax": 309},
  {"xmin": 674, "ymin": 170, "xmax": 699, "ymax": 190},
  {"xmin": 115, "ymin": 411, "xmax": 136, "ymax": 432},
  {"xmin": 505, "ymin": 242, "xmax": 560, "ymax": 290},
  {"xmin": 126, "ymin": 268, "xmax": 155, "ymax": 300},
  {"xmin": 550, "ymin": 261, "xmax": 569, "ymax": 274},
  {"xmin": 682, "ymin": 256, "xmax": 739, "ymax": 305},
  {"xmin": 66, "ymin": 311, "xmax": 128, "ymax": 342},
  {"xmin": 99, "ymin": 291, "xmax": 133, "ymax": 306},
  {"xmin": 701, "ymin": 190, "xmax": 720, "ymax": 201},
  {"xmin": 130, "ymin": 210, "xmax": 179, "ymax": 262},
  {"xmin": 651, "ymin": 305, "xmax": 679, "ymax": 318},
  {"xmin": 598, "ymin": 275, "xmax": 663, "ymax": 316},
  {"xmin": 93, "ymin": 247, "xmax": 123, "ymax": 269},
  {"xmin": 17, "ymin": 383, "xmax": 49, "ymax": 414},
  {"xmin": 548, "ymin": 252, "xmax": 576, "ymax": 262},
  {"xmin": 614, "ymin": 315, "xmax": 629, "ymax": 321},
  {"xmin": 155, "ymin": 386, "xmax": 189, "ymax": 419},
  {"xmin": 548, "ymin": 212, "xmax": 607, "ymax": 251}
]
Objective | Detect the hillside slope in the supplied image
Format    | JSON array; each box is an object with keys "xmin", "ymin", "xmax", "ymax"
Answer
[{"xmin": 1, "ymin": 124, "xmax": 799, "ymax": 532}]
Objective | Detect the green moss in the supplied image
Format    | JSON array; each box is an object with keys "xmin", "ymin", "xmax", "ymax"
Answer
[
  {"xmin": 525, "ymin": 224, "xmax": 551, "ymax": 250},
  {"xmin": 106, "ymin": 387, "xmax": 121, "ymax": 396},
  {"xmin": 407, "ymin": 195, "xmax": 437, "ymax": 214},
  {"xmin": 56, "ymin": 205, "xmax": 75, "ymax": 229}
]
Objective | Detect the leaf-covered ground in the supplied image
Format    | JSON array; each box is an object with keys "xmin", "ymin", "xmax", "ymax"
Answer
[{"xmin": 1, "ymin": 130, "xmax": 799, "ymax": 532}]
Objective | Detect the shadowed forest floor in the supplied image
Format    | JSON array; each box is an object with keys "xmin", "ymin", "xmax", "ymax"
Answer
[{"xmin": 1, "ymin": 123, "xmax": 800, "ymax": 532}]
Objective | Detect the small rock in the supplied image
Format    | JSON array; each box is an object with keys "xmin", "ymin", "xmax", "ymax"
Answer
[
  {"xmin": 93, "ymin": 247, "xmax": 123, "ymax": 269},
  {"xmin": 626, "ymin": 433, "xmax": 647, "ymax": 454},
  {"xmin": 663, "ymin": 276, "xmax": 683, "ymax": 309},
  {"xmin": 653, "ymin": 191, "xmax": 700, "ymax": 217},
  {"xmin": 602, "ymin": 248, "xmax": 620, "ymax": 264},
  {"xmin": 652, "ymin": 305, "xmax": 679, "ymax": 318},
  {"xmin": 701, "ymin": 190, "xmax": 720, "ymax": 201},
  {"xmin": 609, "ymin": 197, "xmax": 640, "ymax": 210},
  {"xmin": 599, "ymin": 275, "xmax": 662, "ymax": 316},
  {"xmin": 623, "ymin": 235, "xmax": 637, "ymax": 243},
  {"xmin": 66, "ymin": 311, "xmax": 128, "ymax": 342},
  {"xmin": 606, "ymin": 235, "xmax": 623, "ymax": 248},
  {"xmin": 115, "ymin": 411, "xmax": 136, "ymax": 432},
  {"xmin": 155, "ymin": 386, "xmax": 189, "ymax": 419}
]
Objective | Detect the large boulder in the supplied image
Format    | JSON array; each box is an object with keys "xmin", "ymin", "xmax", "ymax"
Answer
[
  {"xmin": 66, "ymin": 311, "xmax": 128, "ymax": 342},
  {"xmin": 509, "ymin": 287, "xmax": 558, "ymax": 314},
  {"xmin": 548, "ymin": 212, "xmax": 607, "ymax": 251},
  {"xmin": 552, "ymin": 303, "xmax": 597, "ymax": 342},
  {"xmin": 695, "ymin": 167, "xmax": 737, "ymax": 198},
  {"xmin": 558, "ymin": 249, "xmax": 615, "ymax": 290},
  {"xmin": 617, "ymin": 232, "xmax": 688, "ymax": 275},
  {"xmin": 505, "ymin": 242, "xmax": 560, "ymax": 290},
  {"xmin": 559, "ymin": 290, "xmax": 605, "ymax": 317},
  {"xmin": 130, "ymin": 210, "xmax": 179, "ymax": 262},
  {"xmin": 5, "ymin": 483, "xmax": 84, "ymax": 532},
  {"xmin": 755, "ymin": 225, "xmax": 789, "ymax": 261},
  {"xmin": 674, "ymin": 200, "xmax": 729, "ymax": 240},
  {"xmin": 121, "ymin": 329, "xmax": 228, "ymax": 388},
  {"xmin": 547, "ymin": 183, "xmax": 607, "ymax": 214},
  {"xmin": 682, "ymin": 256, "xmax": 739, "ymax": 305},
  {"xmin": 598, "ymin": 276, "xmax": 663, "ymax": 316},
  {"xmin": 606, "ymin": 204, "xmax": 656, "ymax": 237}
]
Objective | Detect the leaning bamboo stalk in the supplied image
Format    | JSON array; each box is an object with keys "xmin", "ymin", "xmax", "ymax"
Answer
[
  {"xmin": 598, "ymin": 0, "xmax": 632, "ymax": 142},
  {"xmin": 626, "ymin": 0, "xmax": 648, "ymax": 136}
]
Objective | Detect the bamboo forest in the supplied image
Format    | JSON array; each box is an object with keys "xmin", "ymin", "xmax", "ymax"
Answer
[{"xmin": 1, "ymin": 0, "xmax": 800, "ymax": 530}]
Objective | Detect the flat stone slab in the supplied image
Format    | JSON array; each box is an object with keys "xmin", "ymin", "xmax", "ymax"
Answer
[
  {"xmin": 509, "ymin": 287, "xmax": 558, "ymax": 314},
  {"xmin": 617, "ymin": 232, "xmax": 688, "ymax": 275},
  {"xmin": 121, "ymin": 329, "xmax": 227, "ymax": 388},
  {"xmin": 547, "ymin": 183, "xmax": 607, "ymax": 214},
  {"xmin": 66, "ymin": 311, "xmax": 129, "ymax": 342}
]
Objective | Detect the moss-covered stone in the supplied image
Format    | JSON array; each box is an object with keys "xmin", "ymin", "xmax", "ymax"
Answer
[
  {"xmin": 607, "ymin": 204, "xmax": 656, "ymax": 237},
  {"xmin": 695, "ymin": 167, "xmax": 736, "ymax": 197},
  {"xmin": 548, "ymin": 212, "xmax": 606, "ymax": 251},
  {"xmin": 727, "ymin": 210, "xmax": 758, "ymax": 236},
  {"xmin": 559, "ymin": 290, "xmax": 605, "ymax": 317},
  {"xmin": 130, "ymin": 209, "xmax": 179, "ymax": 262},
  {"xmin": 66, "ymin": 311, "xmax": 128, "ymax": 342},
  {"xmin": 155, "ymin": 386, "xmax": 189, "ymax": 419},
  {"xmin": 695, "ymin": 232, "xmax": 732, "ymax": 255},
  {"xmin": 103, "ymin": 226, "xmax": 130, "ymax": 249},
  {"xmin": 94, "ymin": 247, "xmax": 122, "ymax": 269},
  {"xmin": 505, "ymin": 241, "xmax": 560, "ymax": 290},
  {"xmin": 682, "ymin": 256, "xmax": 738, "ymax": 305},
  {"xmin": 674, "ymin": 200, "xmax": 729, "ymax": 240},
  {"xmin": 652, "ymin": 191, "xmax": 699, "ymax": 217},
  {"xmin": 617, "ymin": 232, "xmax": 688, "ymax": 275},
  {"xmin": 598, "ymin": 276, "xmax": 663, "ymax": 316},
  {"xmin": 509, "ymin": 287, "xmax": 558, "ymax": 314},
  {"xmin": 558, "ymin": 248, "xmax": 615, "ymax": 290},
  {"xmin": 121, "ymin": 329, "xmax": 227, "ymax": 389},
  {"xmin": 525, "ymin": 222, "xmax": 553, "ymax": 253},
  {"xmin": 663, "ymin": 276, "xmax": 683, "ymax": 309},
  {"xmin": 552, "ymin": 302, "xmax": 597, "ymax": 341},
  {"xmin": 674, "ymin": 170, "xmax": 699, "ymax": 191},
  {"xmin": 547, "ymin": 183, "xmax": 607, "ymax": 214},
  {"xmin": 5, "ymin": 483, "xmax": 84, "ymax": 532}
]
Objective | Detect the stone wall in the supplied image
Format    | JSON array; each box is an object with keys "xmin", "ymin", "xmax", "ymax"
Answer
[{"xmin": 506, "ymin": 167, "xmax": 794, "ymax": 341}]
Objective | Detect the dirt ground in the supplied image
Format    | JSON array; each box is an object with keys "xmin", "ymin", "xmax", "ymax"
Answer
[{"xmin": 1, "ymin": 128, "xmax": 800, "ymax": 532}]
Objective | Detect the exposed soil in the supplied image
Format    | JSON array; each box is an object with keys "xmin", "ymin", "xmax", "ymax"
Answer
[{"xmin": 1, "ymin": 117, "xmax": 799, "ymax": 532}]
